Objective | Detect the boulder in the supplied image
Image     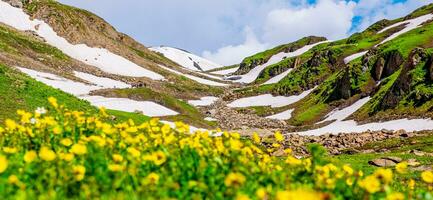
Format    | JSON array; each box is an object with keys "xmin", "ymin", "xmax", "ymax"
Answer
[
  {"xmin": 381, "ymin": 156, "xmax": 402, "ymax": 163},
  {"xmin": 428, "ymin": 55, "xmax": 433, "ymax": 81},
  {"xmin": 3, "ymin": 0, "xmax": 23, "ymax": 8},
  {"xmin": 372, "ymin": 57, "xmax": 385, "ymax": 81},
  {"xmin": 368, "ymin": 158, "xmax": 397, "ymax": 167}
]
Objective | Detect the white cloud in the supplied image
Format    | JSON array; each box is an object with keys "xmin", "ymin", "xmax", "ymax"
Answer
[
  {"xmin": 263, "ymin": 0, "xmax": 356, "ymax": 45},
  {"xmin": 203, "ymin": 0, "xmax": 357, "ymax": 65},
  {"xmin": 202, "ymin": 27, "xmax": 268, "ymax": 66},
  {"xmin": 354, "ymin": 0, "xmax": 433, "ymax": 31}
]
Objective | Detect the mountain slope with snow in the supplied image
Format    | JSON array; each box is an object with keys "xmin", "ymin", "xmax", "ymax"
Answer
[{"xmin": 150, "ymin": 46, "xmax": 223, "ymax": 71}]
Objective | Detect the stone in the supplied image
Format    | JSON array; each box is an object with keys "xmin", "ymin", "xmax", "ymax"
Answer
[
  {"xmin": 407, "ymin": 159, "xmax": 421, "ymax": 167},
  {"xmin": 368, "ymin": 158, "xmax": 397, "ymax": 167},
  {"xmin": 381, "ymin": 156, "xmax": 402, "ymax": 163},
  {"xmin": 4, "ymin": 0, "xmax": 23, "ymax": 8},
  {"xmin": 413, "ymin": 165, "xmax": 432, "ymax": 171}
]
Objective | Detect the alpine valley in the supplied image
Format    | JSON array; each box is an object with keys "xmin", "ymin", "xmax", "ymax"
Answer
[{"xmin": 1, "ymin": 0, "xmax": 433, "ymax": 199}]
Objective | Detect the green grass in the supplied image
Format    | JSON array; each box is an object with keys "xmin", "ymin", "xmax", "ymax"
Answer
[
  {"xmin": 0, "ymin": 63, "xmax": 95, "ymax": 122},
  {"xmin": 0, "ymin": 24, "xmax": 69, "ymax": 61},
  {"xmin": 334, "ymin": 132, "xmax": 433, "ymax": 190},
  {"xmin": 0, "ymin": 63, "xmax": 152, "ymax": 125}
]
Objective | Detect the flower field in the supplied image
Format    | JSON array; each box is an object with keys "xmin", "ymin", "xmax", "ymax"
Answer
[{"xmin": 0, "ymin": 98, "xmax": 432, "ymax": 199}]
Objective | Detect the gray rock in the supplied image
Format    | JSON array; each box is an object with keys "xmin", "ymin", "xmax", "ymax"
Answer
[
  {"xmin": 368, "ymin": 158, "xmax": 397, "ymax": 167},
  {"xmin": 3, "ymin": 0, "xmax": 23, "ymax": 8}
]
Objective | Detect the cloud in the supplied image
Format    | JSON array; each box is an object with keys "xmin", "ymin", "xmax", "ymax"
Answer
[
  {"xmin": 263, "ymin": 0, "xmax": 356, "ymax": 45},
  {"xmin": 354, "ymin": 0, "xmax": 433, "ymax": 32},
  {"xmin": 203, "ymin": 0, "xmax": 357, "ymax": 65},
  {"xmin": 202, "ymin": 27, "xmax": 268, "ymax": 66}
]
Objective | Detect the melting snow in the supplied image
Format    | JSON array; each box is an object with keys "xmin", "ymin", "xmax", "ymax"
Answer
[
  {"xmin": 188, "ymin": 96, "xmax": 219, "ymax": 107},
  {"xmin": 229, "ymin": 41, "xmax": 328, "ymax": 84},
  {"xmin": 266, "ymin": 109, "xmax": 294, "ymax": 120},
  {"xmin": 158, "ymin": 65, "xmax": 228, "ymax": 87},
  {"xmin": 297, "ymin": 97, "xmax": 433, "ymax": 135},
  {"xmin": 378, "ymin": 14, "xmax": 433, "ymax": 45},
  {"xmin": 74, "ymin": 71, "xmax": 130, "ymax": 89},
  {"xmin": 17, "ymin": 67, "xmax": 178, "ymax": 117},
  {"xmin": 262, "ymin": 69, "xmax": 293, "ymax": 85},
  {"xmin": 228, "ymin": 88, "xmax": 315, "ymax": 108},
  {"xmin": 211, "ymin": 67, "xmax": 240, "ymax": 75},
  {"xmin": 150, "ymin": 46, "xmax": 222, "ymax": 71},
  {"xmin": 82, "ymin": 96, "xmax": 178, "ymax": 117},
  {"xmin": 320, "ymin": 97, "xmax": 371, "ymax": 123},
  {"xmin": 0, "ymin": 1, "xmax": 164, "ymax": 79},
  {"xmin": 344, "ymin": 51, "xmax": 368, "ymax": 64},
  {"xmin": 204, "ymin": 117, "xmax": 217, "ymax": 121}
]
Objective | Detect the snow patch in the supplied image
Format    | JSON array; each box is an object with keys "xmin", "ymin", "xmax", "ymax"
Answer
[
  {"xmin": 82, "ymin": 96, "xmax": 178, "ymax": 117},
  {"xmin": 262, "ymin": 68, "xmax": 293, "ymax": 85},
  {"xmin": 17, "ymin": 67, "xmax": 178, "ymax": 117},
  {"xmin": 296, "ymin": 118, "xmax": 433, "ymax": 136},
  {"xmin": 320, "ymin": 97, "xmax": 371, "ymax": 123},
  {"xmin": 74, "ymin": 71, "xmax": 130, "ymax": 89},
  {"xmin": 344, "ymin": 51, "xmax": 368, "ymax": 64},
  {"xmin": 188, "ymin": 96, "xmax": 219, "ymax": 107},
  {"xmin": 204, "ymin": 117, "xmax": 217, "ymax": 122},
  {"xmin": 296, "ymin": 97, "xmax": 433, "ymax": 135},
  {"xmin": 266, "ymin": 109, "xmax": 294, "ymax": 120},
  {"xmin": 0, "ymin": 1, "xmax": 164, "ymax": 79},
  {"xmin": 378, "ymin": 14, "xmax": 433, "ymax": 45},
  {"xmin": 150, "ymin": 46, "xmax": 222, "ymax": 71},
  {"xmin": 158, "ymin": 65, "xmax": 228, "ymax": 87},
  {"xmin": 211, "ymin": 67, "xmax": 240, "ymax": 75},
  {"xmin": 228, "ymin": 88, "xmax": 315, "ymax": 108},
  {"xmin": 229, "ymin": 41, "xmax": 328, "ymax": 84}
]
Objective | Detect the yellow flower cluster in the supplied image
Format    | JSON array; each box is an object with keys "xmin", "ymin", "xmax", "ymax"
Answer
[{"xmin": 0, "ymin": 97, "xmax": 431, "ymax": 199}]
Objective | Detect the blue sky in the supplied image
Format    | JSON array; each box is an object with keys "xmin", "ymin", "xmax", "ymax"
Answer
[{"xmin": 59, "ymin": 0, "xmax": 433, "ymax": 65}]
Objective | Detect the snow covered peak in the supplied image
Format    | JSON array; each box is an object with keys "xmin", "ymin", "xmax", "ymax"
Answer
[{"xmin": 150, "ymin": 46, "xmax": 223, "ymax": 71}]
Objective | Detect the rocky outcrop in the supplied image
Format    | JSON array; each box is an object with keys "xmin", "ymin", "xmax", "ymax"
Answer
[
  {"xmin": 3, "ymin": 0, "xmax": 23, "ymax": 8},
  {"xmin": 331, "ymin": 68, "xmax": 352, "ymax": 100},
  {"xmin": 380, "ymin": 48, "xmax": 429, "ymax": 109},
  {"xmin": 204, "ymin": 100, "xmax": 287, "ymax": 130},
  {"xmin": 371, "ymin": 50, "xmax": 404, "ymax": 81},
  {"xmin": 427, "ymin": 55, "xmax": 433, "ymax": 81}
]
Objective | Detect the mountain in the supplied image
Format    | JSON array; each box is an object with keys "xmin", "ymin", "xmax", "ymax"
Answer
[
  {"xmin": 1, "ymin": 0, "xmax": 433, "ymax": 199},
  {"xmin": 0, "ymin": 0, "xmax": 432, "ymax": 135},
  {"xmin": 150, "ymin": 46, "xmax": 223, "ymax": 71}
]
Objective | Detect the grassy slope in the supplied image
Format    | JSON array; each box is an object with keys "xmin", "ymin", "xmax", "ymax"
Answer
[{"xmin": 0, "ymin": 63, "xmax": 150, "ymax": 124}]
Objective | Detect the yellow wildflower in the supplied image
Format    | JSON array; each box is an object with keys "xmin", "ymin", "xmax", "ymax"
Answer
[
  {"xmin": 108, "ymin": 164, "xmax": 125, "ymax": 172},
  {"xmin": 276, "ymin": 189, "xmax": 322, "ymax": 200},
  {"xmin": 285, "ymin": 156, "xmax": 302, "ymax": 166},
  {"xmin": 53, "ymin": 126, "xmax": 62, "ymax": 134},
  {"xmin": 112, "ymin": 154, "xmax": 124, "ymax": 162},
  {"xmin": 48, "ymin": 97, "xmax": 58, "ymax": 108},
  {"xmin": 3, "ymin": 147, "xmax": 18, "ymax": 154},
  {"xmin": 395, "ymin": 162, "xmax": 407, "ymax": 174},
  {"xmin": 0, "ymin": 155, "xmax": 8, "ymax": 173},
  {"xmin": 59, "ymin": 153, "xmax": 74, "ymax": 162},
  {"xmin": 143, "ymin": 172, "xmax": 160, "ymax": 185},
  {"xmin": 152, "ymin": 151, "xmax": 167, "ymax": 166},
  {"xmin": 386, "ymin": 192, "xmax": 405, "ymax": 200},
  {"xmin": 274, "ymin": 131, "xmax": 284, "ymax": 142},
  {"xmin": 374, "ymin": 168, "xmax": 393, "ymax": 184},
  {"xmin": 343, "ymin": 165, "xmax": 354, "ymax": 175},
  {"xmin": 60, "ymin": 138, "xmax": 73, "ymax": 147},
  {"xmin": 72, "ymin": 165, "xmax": 86, "ymax": 181},
  {"xmin": 256, "ymin": 188, "xmax": 267, "ymax": 199},
  {"xmin": 224, "ymin": 172, "xmax": 246, "ymax": 187},
  {"xmin": 39, "ymin": 147, "xmax": 56, "ymax": 161},
  {"xmin": 24, "ymin": 151, "xmax": 37, "ymax": 163},
  {"xmin": 252, "ymin": 132, "xmax": 261, "ymax": 143},
  {"xmin": 127, "ymin": 147, "xmax": 141, "ymax": 158},
  {"xmin": 70, "ymin": 144, "xmax": 87, "ymax": 155},
  {"xmin": 359, "ymin": 175, "xmax": 381, "ymax": 194},
  {"xmin": 5, "ymin": 119, "xmax": 17, "ymax": 131},
  {"xmin": 421, "ymin": 171, "xmax": 433, "ymax": 184},
  {"xmin": 408, "ymin": 179, "xmax": 415, "ymax": 190},
  {"xmin": 8, "ymin": 175, "xmax": 19, "ymax": 185},
  {"xmin": 235, "ymin": 194, "xmax": 250, "ymax": 200}
]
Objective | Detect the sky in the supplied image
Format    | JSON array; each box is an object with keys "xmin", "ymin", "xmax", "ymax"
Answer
[{"xmin": 58, "ymin": 0, "xmax": 433, "ymax": 65}]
